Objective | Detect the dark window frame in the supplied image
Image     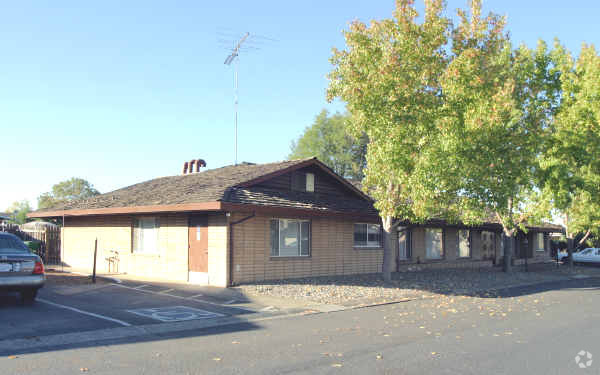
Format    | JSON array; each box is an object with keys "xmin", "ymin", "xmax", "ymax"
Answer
[
  {"xmin": 353, "ymin": 223, "xmax": 382, "ymax": 248},
  {"xmin": 425, "ymin": 227, "xmax": 445, "ymax": 260},
  {"xmin": 397, "ymin": 227, "xmax": 412, "ymax": 260},
  {"xmin": 457, "ymin": 229, "xmax": 472, "ymax": 258}
]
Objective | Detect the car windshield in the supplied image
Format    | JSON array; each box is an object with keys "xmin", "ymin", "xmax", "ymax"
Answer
[
  {"xmin": 579, "ymin": 249, "xmax": 593, "ymax": 255},
  {"xmin": 0, "ymin": 236, "xmax": 30, "ymax": 253}
]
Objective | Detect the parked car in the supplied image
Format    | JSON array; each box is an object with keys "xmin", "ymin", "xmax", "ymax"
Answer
[
  {"xmin": 558, "ymin": 248, "xmax": 600, "ymax": 264},
  {"xmin": 0, "ymin": 232, "xmax": 45, "ymax": 303},
  {"xmin": 573, "ymin": 248, "xmax": 600, "ymax": 264}
]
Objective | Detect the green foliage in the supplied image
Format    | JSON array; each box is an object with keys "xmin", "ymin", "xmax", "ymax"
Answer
[
  {"xmin": 289, "ymin": 110, "xmax": 367, "ymax": 180},
  {"xmin": 38, "ymin": 177, "xmax": 100, "ymax": 210},
  {"xmin": 541, "ymin": 41, "xmax": 600, "ymax": 238},
  {"xmin": 328, "ymin": 0, "xmax": 450, "ymax": 223},
  {"xmin": 6, "ymin": 200, "xmax": 32, "ymax": 224}
]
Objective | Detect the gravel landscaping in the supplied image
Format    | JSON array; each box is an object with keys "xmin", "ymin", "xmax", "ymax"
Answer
[{"xmin": 237, "ymin": 263, "xmax": 600, "ymax": 307}]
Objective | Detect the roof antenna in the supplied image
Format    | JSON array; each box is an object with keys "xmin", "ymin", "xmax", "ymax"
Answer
[
  {"xmin": 224, "ymin": 32, "xmax": 249, "ymax": 166},
  {"xmin": 221, "ymin": 30, "xmax": 277, "ymax": 165}
]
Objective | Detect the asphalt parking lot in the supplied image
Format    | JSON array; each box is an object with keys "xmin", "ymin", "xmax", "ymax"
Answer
[{"xmin": 0, "ymin": 275, "xmax": 285, "ymax": 344}]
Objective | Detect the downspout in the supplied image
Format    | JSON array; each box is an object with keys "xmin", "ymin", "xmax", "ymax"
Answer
[{"xmin": 228, "ymin": 212, "xmax": 256, "ymax": 287}]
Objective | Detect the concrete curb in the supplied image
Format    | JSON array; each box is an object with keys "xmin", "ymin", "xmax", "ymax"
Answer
[{"xmin": 69, "ymin": 271, "xmax": 123, "ymax": 284}]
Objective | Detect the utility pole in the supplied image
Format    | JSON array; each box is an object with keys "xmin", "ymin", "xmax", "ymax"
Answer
[{"xmin": 224, "ymin": 32, "xmax": 250, "ymax": 166}]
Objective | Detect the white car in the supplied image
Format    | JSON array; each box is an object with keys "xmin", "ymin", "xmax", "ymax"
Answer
[{"xmin": 559, "ymin": 248, "xmax": 600, "ymax": 264}]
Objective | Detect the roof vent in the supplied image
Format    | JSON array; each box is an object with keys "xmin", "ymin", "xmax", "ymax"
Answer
[{"xmin": 183, "ymin": 159, "xmax": 207, "ymax": 174}]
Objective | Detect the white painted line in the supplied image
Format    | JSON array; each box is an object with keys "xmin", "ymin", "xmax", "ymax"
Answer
[
  {"xmin": 133, "ymin": 284, "xmax": 148, "ymax": 290},
  {"xmin": 37, "ymin": 298, "xmax": 132, "ymax": 327},
  {"xmin": 188, "ymin": 293, "xmax": 204, "ymax": 299},
  {"xmin": 111, "ymin": 283, "xmax": 255, "ymax": 312},
  {"xmin": 223, "ymin": 299, "xmax": 238, "ymax": 305},
  {"xmin": 260, "ymin": 306, "xmax": 276, "ymax": 312},
  {"xmin": 159, "ymin": 288, "xmax": 175, "ymax": 294}
]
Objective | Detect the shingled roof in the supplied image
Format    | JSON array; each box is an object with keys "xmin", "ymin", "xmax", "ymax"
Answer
[{"xmin": 30, "ymin": 158, "xmax": 378, "ymax": 218}]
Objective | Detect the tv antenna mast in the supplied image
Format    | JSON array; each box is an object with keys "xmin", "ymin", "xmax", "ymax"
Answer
[{"xmin": 221, "ymin": 30, "xmax": 276, "ymax": 165}]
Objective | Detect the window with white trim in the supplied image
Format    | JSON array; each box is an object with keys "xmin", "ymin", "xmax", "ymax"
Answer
[
  {"xmin": 306, "ymin": 172, "xmax": 315, "ymax": 192},
  {"xmin": 291, "ymin": 172, "xmax": 315, "ymax": 193},
  {"xmin": 354, "ymin": 223, "xmax": 381, "ymax": 247},
  {"xmin": 534, "ymin": 232, "xmax": 545, "ymax": 252},
  {"xmin": 426, "ymin": 228, "xmax": 444, "ymax": 259},
  {"xmin": 132, "ymin": 217, "xmax": 160, "ymax": 254},
  {"xmin": 270, "ymin": 219, "xmax": 310, "ymax": 257},
  {"xmin": 458, "ymin": 229, "xmax": 471, "ymax": 258}
]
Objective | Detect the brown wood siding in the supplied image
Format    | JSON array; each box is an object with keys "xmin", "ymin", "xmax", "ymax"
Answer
[
  {"xmin": 254, "ymin": 165, "xmax": 362, "ymax": 199},
  {"xmin": 231, "ymin": 213, "xmax": 383, "ymax": 284}
]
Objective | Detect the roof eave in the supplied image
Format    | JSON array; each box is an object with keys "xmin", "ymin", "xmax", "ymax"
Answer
[
  {"xmin": 28, "ymin": 201, "xmax": 224, "ymax": 218},
  {"xmin": 221, "ymin": 202, "xmax": 380, "ymax": 222},
  {"xmin": 28, "ymin": 201, "xmax": 380, "ymax": 222}
]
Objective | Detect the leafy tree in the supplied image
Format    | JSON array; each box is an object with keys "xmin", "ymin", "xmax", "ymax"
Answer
[
  {"xmin": 419, "ymin": 8, "xmax": 557, "ymax": 272},
  {"xmin": 541, "ymin": 42, "xmax": 600, "ymax": 265},
  {"xmin": 38, "ymin": 178, "xmax": 100, "ymax": 210},
  {"xmin": 328, "ymin": 0, "xmax": 451, "ymax": 281},
  {"xmin": 289, "ymin": 110, "xmax": 367, "ymax": 181},
  {"xmin": 328, "ymin": 0, "xmax": 556, "ymax": 279},
  {"xmin": 6, "ymin": 200, "xmax": 32, "ymax": 224}
]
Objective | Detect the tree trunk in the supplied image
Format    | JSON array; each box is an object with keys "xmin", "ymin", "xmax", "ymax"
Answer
[
  {"xmin": 382, "ymin": 215, "xmax": 394, "ymax": 283},
  {"xmin": 502, "ymin": 232, "xmax": 513, "ymax": 273},
  {"xmin": 567, "ymin": 237, "xmax": 574, "ymax": 268},
  {"xmin": 577, "ymin": 230, "xmax": 591, "ymax": 247}
]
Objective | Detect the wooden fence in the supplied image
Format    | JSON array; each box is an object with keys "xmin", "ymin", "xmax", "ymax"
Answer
[{"xmin": 0, "ymin": 223, "xmax": 62, "ymax": 265}]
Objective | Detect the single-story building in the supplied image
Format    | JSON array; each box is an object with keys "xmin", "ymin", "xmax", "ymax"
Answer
[
  {"xmin": 29, "ymin": 157, "xmax": 563, "ymax": 286},
  {"xmin": 393, "ymin": 219, "xmax": 564, "ymax": 271}
]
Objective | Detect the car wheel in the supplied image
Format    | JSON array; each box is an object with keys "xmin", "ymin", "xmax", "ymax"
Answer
[{"xmin": 21, "ymin": 289, "xmax": 38, "ymax": 305}]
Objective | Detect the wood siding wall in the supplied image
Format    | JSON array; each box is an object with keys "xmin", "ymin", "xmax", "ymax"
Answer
[
  {"xmin": 231, "ymin": 213, "xmax": 383, "ymax": 284},
  {"xmin": 254, "ymin": 165, "xmax": 360, "ymax": 199}
]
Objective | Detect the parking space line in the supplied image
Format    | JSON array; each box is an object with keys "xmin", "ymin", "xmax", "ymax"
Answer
[
  {"xmin": 37, "ymin": 298, "xmax": 132, "ymax": 327},
  {"xmin": 110, "ymin": 283, "xmax": 255, "ymax": 312},
  {"xmin": 188, "ymin": 293, "xmax": 204, "ymax": 298},
  {"xmin": 133, "ymin": 284, "xmax": 148, "ymax": 290},
  {"xmin": 159, "ymin": 288, "xmax": 175, "ymax": 294}
]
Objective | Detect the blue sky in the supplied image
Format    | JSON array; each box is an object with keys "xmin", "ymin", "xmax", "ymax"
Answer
[{"xmin": 1, "ymin": 1, "xmax": 598, "ymax": 210}]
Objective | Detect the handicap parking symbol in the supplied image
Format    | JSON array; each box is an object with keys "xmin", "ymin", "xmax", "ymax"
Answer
[{"xmin": 127, "ymin": 306, "xmax": 225, "ymax": 322}]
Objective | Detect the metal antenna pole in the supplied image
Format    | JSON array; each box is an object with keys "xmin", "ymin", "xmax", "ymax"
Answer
[
  {"xmin": 224, "ymin": 32, "xmax": 250, "ymax": 165},
  {"xmin": 234, "ymin": 55, "xmax": 238, "ymax": 165}
]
